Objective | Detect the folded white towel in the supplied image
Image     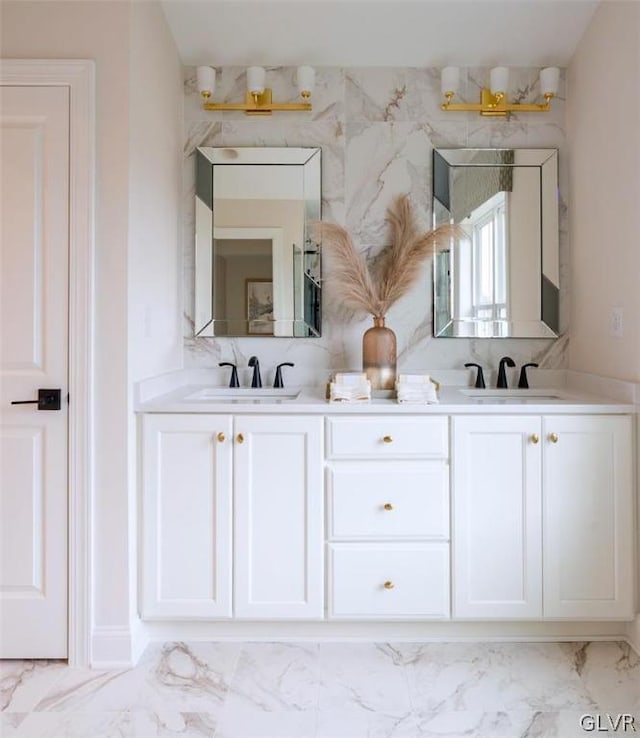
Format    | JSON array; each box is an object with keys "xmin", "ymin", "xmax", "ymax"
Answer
[
  {"xmin": 397, "ymin": 373, "xmax": 432, "ymax": 384},
  {"xmin": 396, "ymin": 381, "xmax": 439, "ymax": 404},
  {"xmin": 330, "ymin": 380, "xmax": 371, "ymax": 403},
  {"xmin": 334, "ymin": 372, "xmax": 368, "ymax": 385}
]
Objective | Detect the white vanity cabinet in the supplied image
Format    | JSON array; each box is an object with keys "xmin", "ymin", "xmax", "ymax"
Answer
[
  {"xmin": 452, "ymin": 415, "xmax": 543, "ymax": 619},
  {"xmin": 233, "ymin": 415, "xmax": 324, "ymax": 619},
  {"xmin": 139, "ymin": 400, "xmax": 635, "ymax": 629},
  {"xmin": 141, "ymin": 414, "xmax": 233, "ymax": 619},
  {"xmin": 141, "ymin": 413, "xmax": 323, "ymax": 620},
  {"xmin": 542, "ymin": 415, "xmax": 634, "ymax": 619},
  {"xmin": 326, "ymin": 416, "xmax": 451, "ymax": 619},
  {"xmin": 452, "ymin": 414, "xmax": 634, "ymax": 620}
]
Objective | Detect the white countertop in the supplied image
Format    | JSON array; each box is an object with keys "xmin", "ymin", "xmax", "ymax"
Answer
[{"xmin": 136, "ymin": 384, "xmax": 635, "ymax": 415}]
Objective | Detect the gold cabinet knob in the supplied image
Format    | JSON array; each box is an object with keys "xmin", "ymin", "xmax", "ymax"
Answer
[
  {"xmin": 236, "ymin": 433, "xmax": 244, "ymax": 444},
  {"xmin": 383, "ymin": 503, "xmax": 394, "ymax": 511},
  {"xmin": 383, "ymin": 581, "xmax": 395, "ymax": 590},
  {"xmin": 530, "ymin": 433, "xmax": 539, "ymax": 444},
  {"xmin": 383, "ymin": 435, "xmax": 393, "ymax": 444},
  {"xmin": 217, "ymin": 432, "xmax": 226, "ymax": 443},
  {"xmin": 549, "ymin": 432, "xmax": 559, "ymax": 443}
]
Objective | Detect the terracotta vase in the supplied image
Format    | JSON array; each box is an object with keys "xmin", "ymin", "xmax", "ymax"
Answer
[{"xmin": 362, "ymin": 315, "xmax": 397, "ymax": 390}]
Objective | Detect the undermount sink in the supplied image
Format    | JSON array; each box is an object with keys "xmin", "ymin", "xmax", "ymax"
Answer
[
  {"xmin": 184, "ymin": 387, "xmax": 301, "ymax": 402},
  {"xmin": 460, "ymin": 388, "xmax": 565, "ymax": 403}
]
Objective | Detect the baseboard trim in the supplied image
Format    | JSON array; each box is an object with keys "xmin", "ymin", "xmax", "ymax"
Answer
[
  {"xmin": 130, "ymin": 617, "xmax": 149, "ymax": 666},
  {"xmin": 90, "ymin": 620, "xmax": 638, "ymax": 666},
  {"xmin": 139, "ymin": 619, "xmax": 629, "ymax": 644},
  {"xmin": 625, "ymin": 615, "xmax": 640, "ymax": 655},
  {"xmin": 91, "ymin": 626, "xmax": 136, "ymax": 668}
]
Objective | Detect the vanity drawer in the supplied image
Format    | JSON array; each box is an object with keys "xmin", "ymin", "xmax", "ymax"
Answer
[
  {"xmin": 327, "ymin": 462, "xmax": 449, "ymax": 540},
  {"xmin": 328, "ymin": 543, "xmax": 450, "ymax": 618},
  {"xmin": 326, "ymin": 416, "xmax": 448, "ymax": 459}
]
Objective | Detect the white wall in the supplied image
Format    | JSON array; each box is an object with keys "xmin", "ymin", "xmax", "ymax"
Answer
[
  {"xmin": 567, "ymin": 1, "xmax": 640, "ymax": 382},
  {"xmin": 128, "ymin": 0, "xmax": 183, "ymax": 382},
  {"xmin": 2, "ymin": 0, "xmax": 183, "ymax": 665},
  {"xmin": 567, "ymin": 0, "xmax": 640, "ymax": 656},
  {"xmin": 127, "ymin": 0, "xmax": 183, "ymax": 653}
]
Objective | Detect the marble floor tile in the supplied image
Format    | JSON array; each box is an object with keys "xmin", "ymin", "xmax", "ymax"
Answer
[
  {"xmin": 225, "ymin": 642, "xmax": 319, "ymax": 712},
  {"xmin": 6, "ymin": 640, "xmax": 637, "ymax": 737},
  {"xmin": 33, "ymin": 642, "xmax": 241, "ymax": 714},
  {"xmin": 413, "ymin": 710, "xmax": 599, "ymax": 738},
  {"xmin": 0, "ymin": 661, "xmax": 67, "ymax": 712},
  {"xmin": 316, "ymin": 708, "xmax": 418, "ymax": 738},
  {"xmin": 400, "ymin": 642, "xmax": 596, "ymax": 713},
  {"xmin": 0, "ymin": 712, "xmax": 27, "ymax": 737},
  {"xmin": 317, "ymin": 643, "xmax": 412, "ymax": 716},
  {"xmin": 561, "ymin": 641, "xmax": 640, "ymax": 711},
  {"xmin": 215, "ymin": 706, "xmax": 316, "ymax": 738},
  {"xmin": 14, "ymin": 710, "xmax": 218, "ymax": 738}
]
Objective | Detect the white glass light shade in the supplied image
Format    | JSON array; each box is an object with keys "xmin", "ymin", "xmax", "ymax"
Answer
[
  {"xmin": 540, "ymin": 66, "xmax": 560, "ymax": 96},
  {"xmin": 490, "ymin": 66, "xmax": 509, "ymax": 95},
  {"xmin": 296, "ymin": 66, "xmax": 315, "ymax": 96},
  {"xmin": 196, "ymin": 66, "xmax": 216, "ymax": 97},
  {"xmin": 441, "ymin": 66, "xmax": 460, "ymax": 95},
  {"xmin": 246, "ymin": 66, "xmax": 266, "ymax": 95}
]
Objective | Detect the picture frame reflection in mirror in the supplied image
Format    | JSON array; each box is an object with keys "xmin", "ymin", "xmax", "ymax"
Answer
[{"xmin": 246, "ymin": 278, "xmax": 274, "ymax": 335}]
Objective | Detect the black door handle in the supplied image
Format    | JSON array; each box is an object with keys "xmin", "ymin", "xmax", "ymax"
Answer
[{"xmin": 11, "ymin": 388, "xmax": 62, "ymax": 411}]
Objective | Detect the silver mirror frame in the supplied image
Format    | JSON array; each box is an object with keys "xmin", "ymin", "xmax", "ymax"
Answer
[
  {"xmin": 194, "ymin": 146, "xmax": 322, "ymax": 337},
  {"xmin": 432, "ymin": 148, "xmax": 560, "ymax": 339}
]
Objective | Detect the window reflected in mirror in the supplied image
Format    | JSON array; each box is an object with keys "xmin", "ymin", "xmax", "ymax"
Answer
[{"xmin": 433, "ymin": 148, "xmax": 559, "ymax": 339}]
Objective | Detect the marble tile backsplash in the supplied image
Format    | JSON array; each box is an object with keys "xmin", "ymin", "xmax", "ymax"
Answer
[{"xmin": 182, "ymin": 66, "xmax": 569, "ymax": 383}]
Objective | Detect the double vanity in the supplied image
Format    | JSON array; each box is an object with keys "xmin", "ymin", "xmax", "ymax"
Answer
[
  {"xmin": 136, "ymin": 143, "xmax": 634, "ymax": 637},
  {"xmin": 137, "ymin": 383, "xmax": 635, "ymax": 630}
]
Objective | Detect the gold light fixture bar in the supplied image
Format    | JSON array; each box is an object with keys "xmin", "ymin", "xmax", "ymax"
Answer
[
  {"xmin": 201, "ymin": 89, "xmax": 312, "ymax": 116},
  {"xmin": 441, "ymin": 88, "xmax": 553, "ymax": 117},
  {"xmin": 197, "ymin": 66, "xmax": 314, "ymax": 116},
  {"xmin": 440, "ymin": 66, "xmax": 560, "ymax": 117}
]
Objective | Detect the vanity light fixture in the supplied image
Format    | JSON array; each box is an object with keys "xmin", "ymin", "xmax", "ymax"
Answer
[
  {"xmin": 440, "ymin": 65, "xmax": 560, "ymax": 116},
  {"xmin": 196, "ymin": 65, "xmax": 314, "ymax": 115}
]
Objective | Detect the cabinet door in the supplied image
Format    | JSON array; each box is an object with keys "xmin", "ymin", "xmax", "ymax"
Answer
[
  {"xmin": 142, "ymin": 414, "xmax": 232, "ymax": 619},
  {"xmin": 452, "ymin": 416, "xmax": 542, "ymax": 618},
  {"xmin": 234, "ymin": 415, "xmax": 324, "ymax": 619},
  {"xmin": 543, "ymin": 415, "xmax": 634, "ymax": 619}
]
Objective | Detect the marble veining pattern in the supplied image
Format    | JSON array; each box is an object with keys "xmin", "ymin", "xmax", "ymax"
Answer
[
  {"xmin": 183, "ymin": 65, "xmax": 569, "ymax": 380},
  {"xmin": 1, "ymin": 641, "xmax": 638, "ymax": 737}
]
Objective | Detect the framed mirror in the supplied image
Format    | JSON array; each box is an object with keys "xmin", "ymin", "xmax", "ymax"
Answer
[
  {"xmin": 195, "ymin": 147, "xmax": 321, "ymax": 337},
  {"xmin": 432, "ymin": 148, "xmax": 559, "ymax": 338}
]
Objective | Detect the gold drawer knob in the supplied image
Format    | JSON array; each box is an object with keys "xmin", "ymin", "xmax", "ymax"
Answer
[
  {"xmin": 236, "ymin": 433, "xmax": 245, "ymax": 444},
  {"xmin": 549, "ymin": 432, "xmax": 559, "ymax": 444},
  {"xmin": 530, "ymin": 433, "xmax": 539, "ymax": 444},
  {"xmin": 383, "ymin": 435, "xmax": 393, "ymax": 444},
  {"xmin": 383, "ymin": 503, "xmax": 394, "ymax": 511},
  {"xmin": 217, "ymin": 432, "xmax": 226, "ymax": 443},
  {"xmin": 383, "ymin": 581, "xmax": 395, "ymax": 590}
]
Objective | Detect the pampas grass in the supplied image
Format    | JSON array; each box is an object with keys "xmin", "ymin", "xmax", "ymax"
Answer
[{"xmin": 315, "ymin": 195, "xmax": 462, "ymax": 318}]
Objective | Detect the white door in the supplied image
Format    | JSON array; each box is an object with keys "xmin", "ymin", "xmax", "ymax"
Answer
[
  {"xmin": 141, "ymin": 414, "xmax": 233, "ymax": 619},
  {"xmin": 452, "ymin": 416, "xmax": 542, "ymax": 619},
  {"xmin": 233, "ymin": 415, "xmax": 323, "ymax": 619},
  {"xmin": 543, "ymin": 415, "xmax": 634, "ymax": 619},
  {"xmin": 1, "ymin": 86, "xmax": 69, "ymax": 657}
]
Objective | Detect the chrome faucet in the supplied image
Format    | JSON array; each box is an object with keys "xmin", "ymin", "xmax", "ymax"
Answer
[
  {"xmin": 248, "ymin": 356, "xmax": 262, "ymax": 388},
  {"xmin": 496, "ymin": 356, "xmax": 516, "ymax": 388}
]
